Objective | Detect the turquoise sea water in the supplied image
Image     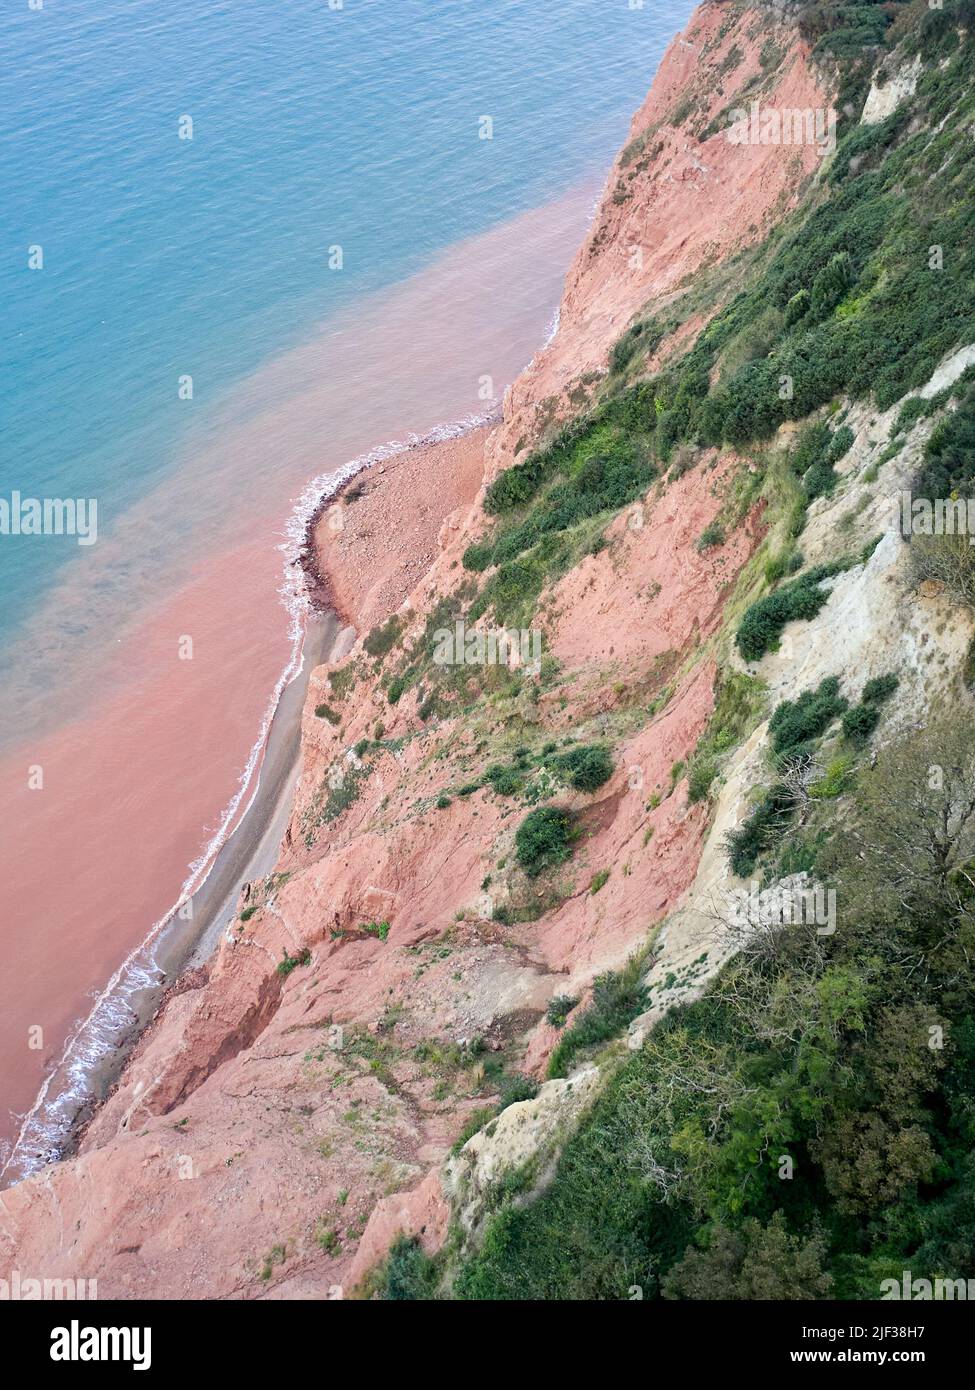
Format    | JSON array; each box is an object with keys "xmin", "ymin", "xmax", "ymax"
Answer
[{"xmin": 0, "ymin": 0, "xmax": 691, "ymax": 649}]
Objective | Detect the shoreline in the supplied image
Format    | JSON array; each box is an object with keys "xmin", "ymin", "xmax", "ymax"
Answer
[
  {"xmin": 66, "ymin": 606, "xmax": 352, "ymax": 1156},
  {"xmin": 1, "ymin": 607, "xmax": 347, "ymax": 1184},
  {"xmin": 2, "ymin": 412, "xmax": 495, "ymax": 1187},
  {"xmin": 295, "ymin": 408, "xmax": 501, "ymax": 629}
]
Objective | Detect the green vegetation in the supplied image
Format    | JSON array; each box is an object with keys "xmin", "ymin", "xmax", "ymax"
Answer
[
  {"xmin": 687, "ymin": 672, "xmax": 766, "ymax": 804},
  {"xmin": 364, "ymin": 614, "xmax": 404, "ymax": 660},
  {"xmin": 455, "ymin": 721, "xmax": 975, "ymax": 1300},
  {"xmin": 362, "ymin": 920, "xmax": 391, "ymax": 943},
  {"xmin": 568, "ymin": 14, "xmax": 975, "ymax": 483},
  {"xmin": 736, "ymin": 567, "xmax": 834, "ymax": 662},
  {"xmin": 386, "ymin": 675, "xmax": 407, "ymax": 705},
  {"xmin": 609, "ymin": 318, "xmax": 666, "ymax": 375},
  {"xmin": 381, "ymin": 1235, "xmax": 440, "ymax": 1300},
  {"xmin": 768, "ymin": 676, "xmax": 847, "ymax": 760},
  {"xmin": 546, "ymin": 994, "xmax": 579, "ymax": 1029},
  {"xmin": 695, "ymin": 521, "xmax": 726, "ymax": 552},
  {"xmin": 842, "ymin": 670, "xmax": 900, "ymax": 744},
  {"xmin": 276, "ymin": 947, "xmax": 312, "ymax": 978},
  {"xmin": 547, "ymin": 954, "xmax": 650, "ymax": 1079},
  {"xmin": 916, "ymin": 382, "xmax": 975, "ymax": 499},
  {"xmin": 466, "ymin": 395, "xmax": 660, "ymax": 625},
  {"xmin": 515, "ymin": 807, "xmax": 575, "ymax": 877},
  {"xmin": 549, "ymin": 743, "xmax": 614, "ymax": 793},
  {"xmin": 725, "ymin": 784, "xmax": 797, "ymax": 879},
  {"xmin": 841, "ymin": 703, "xmax": 880, "ymax": 743},
  {"xmin": 861, "ymin": 673, "xmax": 900, "ymax": 705},
  {"xmin": 314, "ymin": 703, "xmax": 341, "ymax": 725},
  {"xmin": 498, "ymin": 1074, "xmax": 539, "ymax": 1110}
]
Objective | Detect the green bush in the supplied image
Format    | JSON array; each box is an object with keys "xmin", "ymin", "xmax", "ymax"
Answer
[
  {"xmin": 862, "ymin": 673, "xmax": 899, "ymax": 705},
  {"xmin": 498, "ymin": 1074, "xmax": 539, "ymax": 1110},
  {"xmin": 515, "ymin": 806, "xmax": 575, "ymax": 877},
  {"xmin": 696, "ymin": 521, "xmax": 726, "ymax": 552},
  {"xmin": 546, "ymin": 994, "xmax": 579, "ymax": 1029},
  {"xmin": 810, "ymin": 250, "xmax": 855, "ymax": 319},
  {"xmin": 842, "ymin": 703, "xmax": 881, "ymax": 744},
  {"xmin": 768, "ymin": 676, "xmax": 848, "ymax": 758},
  {"xmin": 486, "ymin": 764, "xmax": 524, "ymax": 797},
  {"xmin": 314, "ymin": 703, "xmax": 341, "ymax": 724},
  {"xmin": 550, "ymin": 744, "xmax": 614, "ymax": 793},
  {"xmin": 462, "ymin": 542, "xmax": 494, "ymax": 572},
  {"xmin": 736, "ymin": 569, "xmax": 833, "ymax": 662},
  {"xmin": 364, "ymin": 614, "xmax": 403, "ymax": 660},
  {"xmin": 277, "ymin": 947, "xmax": 311, "ymax": 978},
  {"xmin": 381, "ymin": 1236, "xmax": 439, "ymax": 1301},
  {"xmin": 725, "ymin": 785, "xmax": 796, "ymax": 878},
  {"xmin": 916, "ymin": 384, "xmax": 975, "ymax": 500},
  {"xmin": 610, "ymin": 318, "xmax": 665, "ymax": 374},
  {"xmin": 362, "ymin": 920, "xmax": 391, "ymax": 942},
  {"xmin": 386, "ymin": 676, "xmax": 407, "ymax": 705}
]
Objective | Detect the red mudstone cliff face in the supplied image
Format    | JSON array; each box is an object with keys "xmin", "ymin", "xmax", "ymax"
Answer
[{"xmin": 0, "ymin": 3, "xmax": 827, "ymax": 1298}]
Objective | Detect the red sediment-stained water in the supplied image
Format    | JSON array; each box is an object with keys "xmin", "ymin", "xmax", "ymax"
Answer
[{"xmin": 0, "ymin": 180, "xmax": 599, "ymax": 1178}]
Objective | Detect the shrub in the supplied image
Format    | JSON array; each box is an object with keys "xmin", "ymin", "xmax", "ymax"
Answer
[
  {"xmin": 589, "ymin": 869, "xmax": 610, "ymax": 895},
  {"xmin": 498, "ymin": 1074, "xmax": 539, "ymax": 1111},
  {"xmin": 896, "ymin": 396, "xmax": 932, "ymax": 435},
  {"xmin": 862, "ymin": 673, "xmax": 899, "ymax": 705},
  {"xmin": 610, "ymin": 318, "xmax": 664, "ymax": 374},
  {"xmin": 364, "ymin": 614, "xmax": 403, "ymax": 660},
  {"xmin": 314, "ymin": 703, "xmax": 341, "ymax": 724},
  {"xmin": 736, "ymin": 569, "xmax": 832, "ymax": 661},
  {"xmin": 916, "ymin": 384, "xmax": 975, "ymax": 499},
  {"xmin": 546, "ymin": 994, "xmax": 578, "ymax": 1029},
  {"xmin": 486, "ymin": 764, "xmax": 523, "ymax": 797},
  {"xmin": 362, "ymin": 920, "xmax": 391, "ymax": 942},
  {"xmin": 462, "ymin": 542, "xmax": 494, "ymax": 572},
  {"xmin": 841, "ymin": 703, "xmax": 881, "ymax": 744},
  {"xmin": 768, "ymin": 676, "xmax": 848, "ymax": 758},
  {"xmin": 810, "ymin": 250, "xmax": 854, "ymax": 319},
  {"xmin": 550, "ymin": 743, "xmax": 614, "ymax": 793},
  {"xmin": 435, "ymin": 794, "xmax": 451, "ymax": 809},
  {"xmin": 809, "ymin": 753, "xmax": 856, "ymax": 799},
  {"xmin": 277, "ymin": 947, "xmax": 312, "ymax": 977},
  {"xmin": 696, "ymin": 521, "xmax": 726, "ymax": 552},
  {"xmin": 386, "ymin": 676, "xmax": 407, "ymax": 705},
  {"xmin": 764, "ymin": 550, "xmax": 801, "ymax": 585},
  {"xmin": 515, "ymin": 806, "xmax": 575, "ymax": 877},
  {"xmin": 725, "ymin": 785, "xmax": 796, "ymax": 877},
  {"xmin": 381, "ymin": 1236, "xmax": 439, "ymax": 1301}
]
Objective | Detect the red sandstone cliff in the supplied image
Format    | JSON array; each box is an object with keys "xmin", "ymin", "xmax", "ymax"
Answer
[{"xmin": 0, "ymin": 2, "xmax": 832, "ymax": 1298}]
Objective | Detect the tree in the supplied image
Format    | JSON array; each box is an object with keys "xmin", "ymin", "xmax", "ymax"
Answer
[{"xmin": 662, "ymin": 1212, "xmax": 833, "ymax": 1300}]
